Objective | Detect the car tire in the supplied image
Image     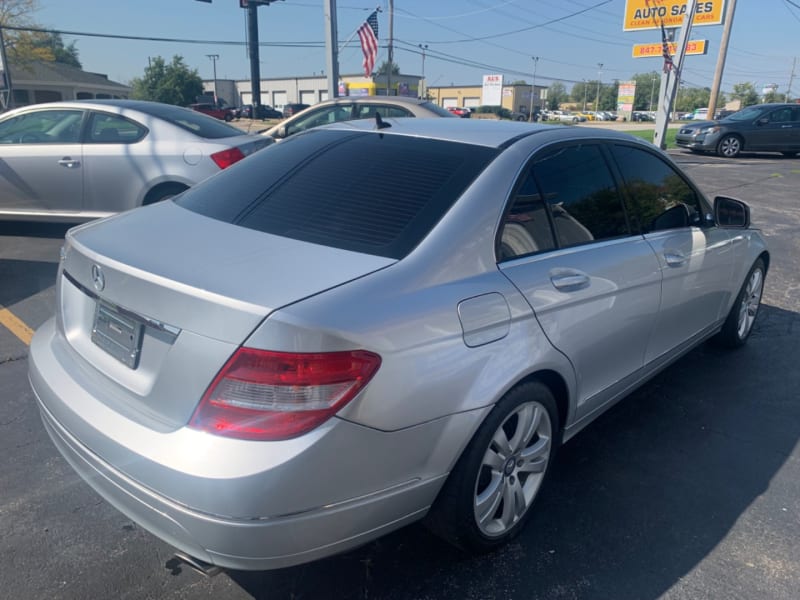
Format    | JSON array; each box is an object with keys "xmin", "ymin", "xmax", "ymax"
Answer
[
  {"xmin": 716, "ymin": 134, "xmax": 742, "ymax": 158},
  {"xmin": 425, "ymin": 381, "xmax": 560, "ymax": 553},
  {"xmin": 224, "ymin": 113, "xmax": 233, "ymax": 122},
  {"xmin": 714, "ymin": 258, "xmax": 765, "ymax": 348},
  {"xmin": 781, "ymin": 151, "xmax": 798, "ymax": 157}
]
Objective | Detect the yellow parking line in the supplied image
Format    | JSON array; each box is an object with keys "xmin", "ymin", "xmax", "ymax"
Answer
[{"xmin": 0, "ymin": 306, "xmax": 34, "ymax": 346}]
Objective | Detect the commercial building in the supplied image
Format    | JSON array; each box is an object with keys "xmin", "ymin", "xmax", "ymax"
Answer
[
  {"xmin": 4, "ymin": 61, "xmax": 130, "ymax": 108},
  {"xmin": 426, "ymin": 82, "xmax": 547, "ymax": 114},
  {"xmin": 204, "ymin": 73, "xmax": 423, "ymax": 110}
]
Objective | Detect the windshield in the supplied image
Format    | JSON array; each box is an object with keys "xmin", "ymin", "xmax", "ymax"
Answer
[{"xmin": 723, "ymin": 106, "xmax": 766, "ymax": 122}]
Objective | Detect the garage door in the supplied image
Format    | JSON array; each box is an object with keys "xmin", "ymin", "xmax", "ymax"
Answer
[
  {"xmin": 300, "ymin": 90, "xmax": 316, "ymax": 105},
  {"xmin": 464, "ymin": 97, "xmax": 480, "ymax": 108},
  {"xmin": 272, "ymin": 91, "xmax": 288, "ymax": 110},
  {"xmin": 442, "ymin": 98, "xmax": 457, "ymax": 108}
]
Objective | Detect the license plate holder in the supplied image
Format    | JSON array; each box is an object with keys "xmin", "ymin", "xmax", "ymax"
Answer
[{"xmin": 91, "ymin": 301, "xmax": 144, "ymax": 369}]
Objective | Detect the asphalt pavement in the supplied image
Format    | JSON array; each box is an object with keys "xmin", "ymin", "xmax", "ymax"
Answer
[{"xmin": 1, "ymin": 149, "xmax": 798, "ymax": 600}]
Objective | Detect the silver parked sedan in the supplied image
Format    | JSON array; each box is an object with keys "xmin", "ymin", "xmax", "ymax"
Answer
[
  {"xmin": 261, "ymin": 95, "xmax": 454, "ymax": 141},
  {"xmin": 29, "ymin": 119, "xmax": 768, "ymax": 572},
  {"xmin": 0, "ymin": 99, "xmax": 270, "ymax": 222}
]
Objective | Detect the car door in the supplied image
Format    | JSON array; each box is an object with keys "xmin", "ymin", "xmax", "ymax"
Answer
[
  {"xmin": 498, "ymin": 142, "xmax": 662, "ymax": 419},
  {"xmin": 80, "ymin": 111, "xmax": 150, "ymax": 214},
  {"xmin": 746, "ymin": 107, "xmax": 795, "ymax": 151},
  {"xmin": 609, "ymin": 143, "xmax": 735, "ymax": 364},
  {"xmin": 0, "ymin": 108, "xmax": 85, "ymax": 214}
]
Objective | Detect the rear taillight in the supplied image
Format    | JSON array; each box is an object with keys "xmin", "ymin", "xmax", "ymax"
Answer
[
  {"xmin": 189, "ymin": 348, "xmax": 381, "ymax": 441},
  {"xmin": 210, "ymin": 147, "xmax": 246, "ymax": 169}
]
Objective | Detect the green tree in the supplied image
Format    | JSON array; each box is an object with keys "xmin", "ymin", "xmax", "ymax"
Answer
[
  {"xmin": 571, "ymin": 80, "xmax": 592, "ymax": 110},
  {"xmin": 674, "ymin": 85, "xmax": 711, "ymax": 113},
  {"xmin": 376, "ymin": 60, "xmax": 399, "ymax": 75},
  {"xmin": 730, "ymin": 82, "xmax": 759, "ymax": 108},
  {"xmin": 629, "ymin": 71, "xmax": 661, "ymax": 111},
  {"xmin": 546, "ymin": 81, "xmax": 568, "ymax": 110},
  {"xmin": 130, "ymin": 56, "xmax": 204, "ymax": 106},
  {"xmin": 763, "ymin": 90, "xmax": 786, "ymax": 103}
]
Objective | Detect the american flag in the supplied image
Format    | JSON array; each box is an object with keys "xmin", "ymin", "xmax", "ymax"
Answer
[
  {"xmin": 357, "ymin": 11, "xmax": 379, "ymax": 78},
  {"xmin": 660, "ymin": 21, "xmax": 675, "ymax": 73}
]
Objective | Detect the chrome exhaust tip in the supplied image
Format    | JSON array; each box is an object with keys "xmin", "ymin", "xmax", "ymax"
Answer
[{"xmin": 171, "ymin": 551, "xmax": 223, "ymax": 578}]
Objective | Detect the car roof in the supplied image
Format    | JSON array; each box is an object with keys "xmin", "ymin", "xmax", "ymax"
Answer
[
  {"xmin": 307, "ymin": 96, "xmax": 435, "ymax": 107},
  {"xmin": 322, "ymin": 117, "xmax": 649, "ymax": 149}
]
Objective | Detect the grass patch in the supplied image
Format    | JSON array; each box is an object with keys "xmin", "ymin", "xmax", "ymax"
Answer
[{"xmin": 626, "ymin": 128, "xmax": 678, "ymax": 149}]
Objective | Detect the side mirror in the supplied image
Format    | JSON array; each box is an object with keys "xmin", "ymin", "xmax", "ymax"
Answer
[
  {"xmin": 276, "ymin": 125, "xmax": 288, "ymax": 139},
  {"xmin": 756, "ymin": 117, "xmax": 769, "ymax": 126},
  {"xmin": 714, "ymin": 196, "xmax": 750, "ymax": 228}
]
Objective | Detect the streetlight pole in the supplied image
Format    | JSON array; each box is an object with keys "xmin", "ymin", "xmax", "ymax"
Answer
[
  {"xmin": 529, "ymin": 56, "xmax": 539, "ymax": 122},
  {"xmin": 206, "ymin": 54, "xmax": 219, "ymax": 106},
  {"xmin": 418, "ymin": 44, "xmax": 428, "ymax": 99},
  {"xmin": 595, "ymin": 63, "xmax": 603, "ymax": 113}
]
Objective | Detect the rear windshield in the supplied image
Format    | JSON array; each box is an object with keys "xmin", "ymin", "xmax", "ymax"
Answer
[
  {"xmin": 177, "ymin": 129, "xmax": 498, "ymax": 259},
  {"xmin": 133, "ymin": 102, "xmax": 244, "ymax": 138}
]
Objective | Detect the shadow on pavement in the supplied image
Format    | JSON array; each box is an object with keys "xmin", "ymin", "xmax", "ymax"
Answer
[{"xmin": 226, "ymin": 303, "xmax": 799, "ymax": 600}]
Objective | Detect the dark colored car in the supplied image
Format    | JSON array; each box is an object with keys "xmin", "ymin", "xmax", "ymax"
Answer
[
  {"xmin": 189, "ymin": 103, "xmax": 235, "ymax": 122},
  {"xmin": 283, "ymin": 103, "xmax": 310, "ymax": 118},
  {"xmin": 675, "ymin": 103, "xmax": 800, "ymax": 158},
  {"xmin": 234, "ymin": 105, "xmax": 283, "ymax": 120}
]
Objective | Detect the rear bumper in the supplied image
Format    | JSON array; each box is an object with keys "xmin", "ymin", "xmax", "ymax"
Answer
[{"xmin": 29, "ymin": 318, "xmax": 485, "ymax": 570}]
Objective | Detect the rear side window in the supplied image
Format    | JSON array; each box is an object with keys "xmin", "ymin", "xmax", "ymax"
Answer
[
  {"xmin": 530, "ymin": 144, "xmax": 629, "ymax": 248},
  {"xmin": 177, "ymin": 130, "xmax": 498, "ymax": 259},
  {"xmin": 133, "ymin": 102, "xmax": 243, "ymax": 138},
  {"xmin": 87, "ymin": 112, "xmax": 147, "ymax": 144}
]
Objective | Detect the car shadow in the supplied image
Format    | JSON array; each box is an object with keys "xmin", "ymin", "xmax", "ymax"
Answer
[{"xmin": 223, "ymin": 302, "xmax": 799, "ymax": 600}]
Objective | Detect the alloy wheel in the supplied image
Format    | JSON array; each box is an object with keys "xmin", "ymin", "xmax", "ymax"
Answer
[
  {"xmin": 473, "ymin": 401, "xmax": 552, "ymax": 537},
  {"xmin": 737, "ymin": 266, "xmax": 763, "ymax": 340}
]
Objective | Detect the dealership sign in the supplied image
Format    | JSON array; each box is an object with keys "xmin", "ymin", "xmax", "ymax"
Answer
[
  {"xmin": 482, "ymin": 74, "xmax": 503, "ymax": 106},
  {"xmin": 623, "ymin": 0, "xmax": 725, "ymax": 31},
  {"xmin": 632, "ymin": 39, "xmax": 708, "ymax": 57}
]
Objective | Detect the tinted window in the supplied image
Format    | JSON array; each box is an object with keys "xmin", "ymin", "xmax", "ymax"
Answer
[
  {"xmin": 421, "ymin": 102, "xmax": 458, "ymax": 117},
  {"xmin": 0, "ymin": 109, "xmax": 84, "ymax": 144},
  {"xmin": 499, "ymin": 171, "xmax": 556, "ymax": 260},
  {"xmin": 285, "ymin": 105, "xmax": 353, "ymax": 136},
  {"xmin": 355, "ymin": 104, "xmax": 412, "ymax": 119},
  {"xmin": 87, "ymin": 112, "xmax": 147, "ymax": 144},
  {"xmin": 611, "ymin": 144, "xmax": 701, "ymax": 233},
  {"xmin": 132, "ymin": 102, "xmax": 243, "ymax": 138},
  {"xmin": 531, "ymin": 144, "xmax": 629, "ymax": 247},
  {"xmin": 177, "ymin": 130, "xmax": 498, "ymax": 259}
]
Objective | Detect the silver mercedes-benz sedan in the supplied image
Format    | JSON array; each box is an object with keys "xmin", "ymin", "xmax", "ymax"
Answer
[
  {"xmin": 0, "ymin": 99, "xmax": 271, "ymax": 222},
  {"xmin": 29, "ymin": 118, "xmax": 768, "ymax": 572}
]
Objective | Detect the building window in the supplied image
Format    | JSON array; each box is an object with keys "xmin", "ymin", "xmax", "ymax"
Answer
[
  {"xmin": 76, "ymin": 92, "xmax": 94, "ymax": 100},
  {"xmin": 33, "ymin": 90, "xmax": 63, "ymax": 103},
  {"xmin": 12, "ymin": 89, "xmax": 30, "ymax": 106}
]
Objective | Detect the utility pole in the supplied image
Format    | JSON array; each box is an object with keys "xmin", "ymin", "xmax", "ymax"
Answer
[
  {"xmin": 582, "ymin": 79, "xmax": 587, "ymax": 111},
  {"xmin": 708, "ymin": 0, "xmax": 737, "ymax": 118},
  {"xmin": 529, "ymin": 56, "xmax": 539, "ymax": 122},
  {"xmin": 418, "ymin": 44, "xmax": 428, "ymax": 99},
  {"xmin": 787, "ymin": 57, "xmax": 796, "ymax": 102},
  {"xmin": 387, "ymin": 0, "xmax": 394, "ymax": 96},
  {"xmin": 595, "ymin": 63, "xmax": 603, "ymax": 112},
  {"xmin": 0, "ymin": 26, "xmax": 12, "ymax": 111},
  {"xmin": 324, "ymin": 0, "xmax": 339, "ymax": 99},
  {"xmin": 206, "ymin": 54, "xmax": 219, "ymax": 106}
]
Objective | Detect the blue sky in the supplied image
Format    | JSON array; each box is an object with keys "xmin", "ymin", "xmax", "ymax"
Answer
[{"xmin": 33, "ymin": 0, "xmax": 800, "ymax": 96}]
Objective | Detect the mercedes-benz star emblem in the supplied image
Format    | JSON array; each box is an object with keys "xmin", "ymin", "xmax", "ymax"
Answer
[{"xmin": 91, "ymin": 264, "xmax": 105, "ymax": 292}]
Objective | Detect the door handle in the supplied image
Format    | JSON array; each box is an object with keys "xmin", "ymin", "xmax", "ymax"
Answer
[
  {"xmin": 664, "ymin": 251, "xmax": 687, "ymax": 267},
  {"xmin": 550, "ymin": 271, "xmax": 590, "ymax": 291},
  {"xmin": 58, "ymin": 157, "xmax": 80, "ymax": 168},
  {"xmin": 781, "ymin": 125, "xmax": 792, "ymax": 129}
]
